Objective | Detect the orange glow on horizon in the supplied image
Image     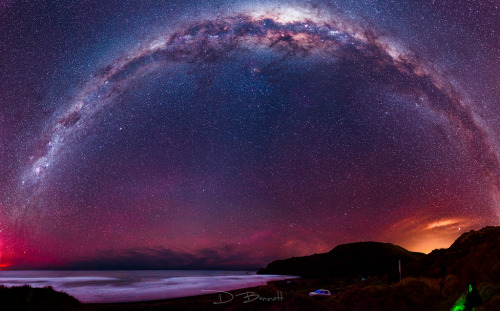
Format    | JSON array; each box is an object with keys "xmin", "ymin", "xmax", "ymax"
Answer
[{"xmin": 381, "ymin": 215, "xmax": 484, "ymax": 254}]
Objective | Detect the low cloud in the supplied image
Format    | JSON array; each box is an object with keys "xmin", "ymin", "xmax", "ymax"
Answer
[
  {"xmin": 424, "ymin": 218, "xmax": 463, "ymax": 230},
  {"xmin": 52, "ymin": 245, "xmax": 273, "ymax": 271}
]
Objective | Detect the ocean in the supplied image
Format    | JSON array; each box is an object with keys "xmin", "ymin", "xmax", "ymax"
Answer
[{"xmin": 0, "ymin": 270, "xmax": 297, "ymax": 303}]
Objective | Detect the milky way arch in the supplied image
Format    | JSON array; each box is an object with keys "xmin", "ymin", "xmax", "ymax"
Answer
[{"xmin": 18, "ymin": 6, "xmax": 500, "ymax": 222}]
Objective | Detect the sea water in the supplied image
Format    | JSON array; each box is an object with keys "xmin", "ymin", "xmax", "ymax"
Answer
[{"xmin": 0, "ymin": 270, "xmax": 297, "ymax": 303}]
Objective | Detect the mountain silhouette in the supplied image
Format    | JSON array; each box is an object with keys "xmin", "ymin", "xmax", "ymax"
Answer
[
  {"xmin": 258, "ymin": 226, "xmax": 500, "ymax": 282},
  {"xmin": 406, "ymin": 226, "xmax": 500, "ymax": 283},
  {"xmin": 257, "ymin": 241, "xmax": 424, "ymax": 278}
]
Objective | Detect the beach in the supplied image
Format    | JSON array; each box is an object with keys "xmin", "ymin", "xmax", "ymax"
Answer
[
  {"xmin": 0, "ymin": 270, "xmax": 297, "ymax": 303},
  {"xmin": 83, "ymin": 278, "xmax": 328, "ymax": 311}
]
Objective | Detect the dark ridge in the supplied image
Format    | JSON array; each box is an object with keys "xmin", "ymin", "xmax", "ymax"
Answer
[
  {"xmin": 258, "ymin": 226, "xmax": 500, "ymax": 288},
  {"xmin": 257, "ymin": 241, "xmax": 425, "ymax": 278},
  {"xmin": 406, "ymin": 226, "xmax": 500, "ymax": 282}
]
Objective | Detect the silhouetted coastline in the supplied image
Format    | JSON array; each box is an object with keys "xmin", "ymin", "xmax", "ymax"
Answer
[{"xmin": 2, "ymin": 226, "xmax": 500, "ymax": 311}]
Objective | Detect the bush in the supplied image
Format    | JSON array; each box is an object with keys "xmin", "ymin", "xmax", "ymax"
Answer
[{"xmin": 0, "ymin": 284, "xmax": 82, "ymax": 311}]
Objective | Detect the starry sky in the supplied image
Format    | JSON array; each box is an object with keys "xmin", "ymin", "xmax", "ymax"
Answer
[{"xmin": 0, "ymin": 0, "xmax": 499, "ymax": 270}]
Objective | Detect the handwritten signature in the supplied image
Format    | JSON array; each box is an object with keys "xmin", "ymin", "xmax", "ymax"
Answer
[{"xmin": 201, "ymin": 290, "xmax": 284, "ymax": 304}]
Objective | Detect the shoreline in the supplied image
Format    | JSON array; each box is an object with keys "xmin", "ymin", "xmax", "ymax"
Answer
[
  {"xmin": 0, "ymin": 270, "xmax": 297, "ymax": 305},
  {"xmin": 82, "ymin": 278, "xmax": 322, "ymax": 311}
]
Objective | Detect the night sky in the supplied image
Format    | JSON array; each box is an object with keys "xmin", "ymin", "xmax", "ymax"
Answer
[{"xmin": 0, "ymin": 0, "xmax": 499, "ymax": 270}]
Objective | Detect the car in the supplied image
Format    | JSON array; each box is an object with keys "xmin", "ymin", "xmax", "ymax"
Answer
[{"xmin": 309, "ymin": 289, "xmax": 331, "ymax": 297}]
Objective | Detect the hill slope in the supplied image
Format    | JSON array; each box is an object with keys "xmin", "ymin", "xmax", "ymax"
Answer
[
  {"xmin": 257, "ymin": 241, "xmax": 425, "ymax": 278},
  {"xmin": 406, "ymin": 226, "xmax": 500, "ymax": 282}
]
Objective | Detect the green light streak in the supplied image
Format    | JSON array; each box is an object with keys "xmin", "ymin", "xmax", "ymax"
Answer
[{"xmin": 451, "ymin": 294, "xmax": 466, "ymax": 311}]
